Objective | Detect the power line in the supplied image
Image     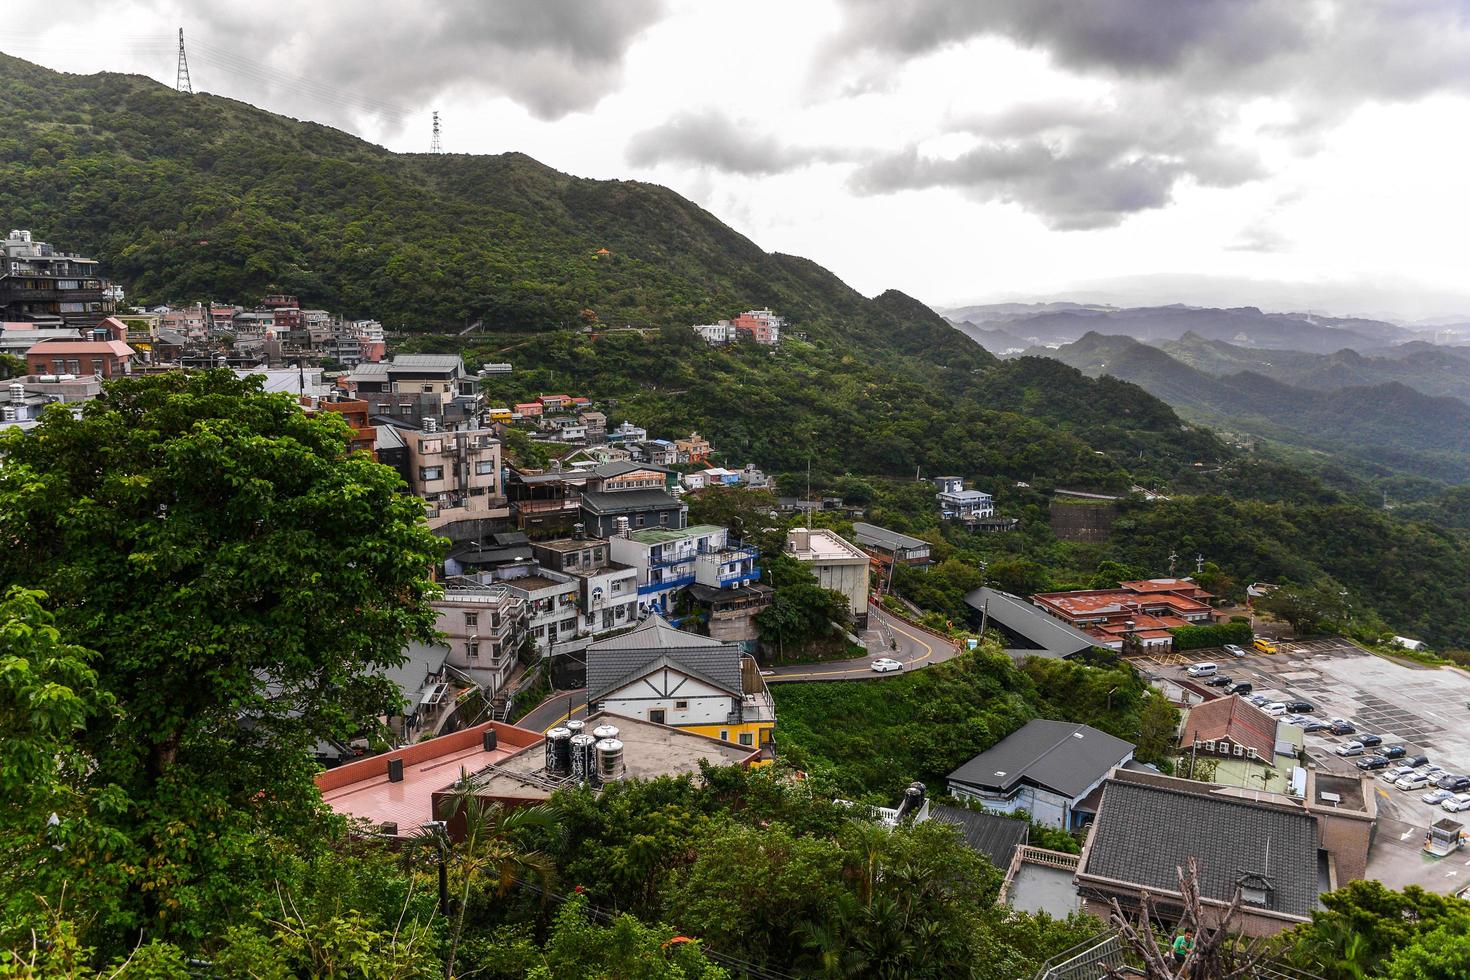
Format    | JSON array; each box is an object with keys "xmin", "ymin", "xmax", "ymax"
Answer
[{"xmin": 175, "ymin": 28, "xmax": 193, "ymax": 94}]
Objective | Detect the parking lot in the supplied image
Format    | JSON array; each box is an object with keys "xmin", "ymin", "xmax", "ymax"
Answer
[{"xmin": 1142, "ymin": 638, "xmax": 1470, "ymax": 893}]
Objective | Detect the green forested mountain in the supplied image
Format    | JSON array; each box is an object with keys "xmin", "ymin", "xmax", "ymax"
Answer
[
  {"xmin": 10, "ymin": 53, "xmax": 1470, "ymax": 645},
  {"xmin": 1033, "ymin": 332, "xmax": 1470, "ymax": 484},
  {"xmin": 1160, "ymin": 332, "xmax": 1470, "ymax": 405}
]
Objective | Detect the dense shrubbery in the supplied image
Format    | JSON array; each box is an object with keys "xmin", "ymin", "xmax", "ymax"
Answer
[{"xmin": 1170, "ymin": 621, "xmax": 1254, "ymax": 651}]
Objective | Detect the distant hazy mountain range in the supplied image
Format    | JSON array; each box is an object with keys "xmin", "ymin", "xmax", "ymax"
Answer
[
  {"xmin": 940, "ymin": 302, "xmax": 1457, "ymax": 356},
  {"xmin": 1015, "ymin": 331, "xmax": 1470, "ymax": 483}
]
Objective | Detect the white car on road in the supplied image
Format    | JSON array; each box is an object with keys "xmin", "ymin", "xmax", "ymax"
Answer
[{"xmin": 870, "ymin": 658, "xmax": 904, "ymax": 673}]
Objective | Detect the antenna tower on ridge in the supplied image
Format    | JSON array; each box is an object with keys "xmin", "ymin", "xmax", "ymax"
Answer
[
  {"xmin": 175, "ymin": 28, "xmax": 193, "ymax": 94},
  {"xmin": 430, "ymin": 111, "xmax": 442, "ymax": 153}
]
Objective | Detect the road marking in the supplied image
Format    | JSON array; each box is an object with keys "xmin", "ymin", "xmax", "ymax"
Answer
[
  {"xmin": 772, "ymin": 611, "xmax": 941, "ymax": 681},
  {"xmin": 1401, "ymin": 828, "xmax": 1415, "ymax": 840}
]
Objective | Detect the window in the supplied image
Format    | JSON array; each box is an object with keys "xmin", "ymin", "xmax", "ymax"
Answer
[
  {"xmin": 675, "ymin": 700, "xmax": 689, "ymax": 710},
  {"xmin": 475, "ymin": 460, "xmax": 495, "ymax": 475},
  {"xmin": 466, "ymin": 639, "xmax": 479, "ymax": 659},
  {"xmin": 720, "ymin": 730, "xmax": 729, "ymax": 741},
  {"xmin": 374, "ymin": 404, "xmax": 388, "ymax": 415},
  {"xmin": 422, "ymin": 384, "xmax": 434, "ymax": 393},
  {"xmin": 649, "ymin": 709, "xmax": 666, "ymax": 725},
  {"xmin": 635, "ymin": 514, "xmax": 645, "ymax": 527},
  {"xmin": 419, "ymin": 466, "xmax": 443, "ymax": 482},
  {"xmin": 565, "ymin": 553, "xmax": 579, "ymax": 568},
  {"xmin": 659, "ymin": 512, "xmax": 669, "ymax": 525},
  {"xmin": 738, "ymin": 733, "xmax": 754, "ymax": 746},
  {"xmin": 398, "ymin": 403, "xmax": 413, "ymax": 415},
  {"xmin": 464, "ymin": 612, "xmax": 478, "ymax": 627}
]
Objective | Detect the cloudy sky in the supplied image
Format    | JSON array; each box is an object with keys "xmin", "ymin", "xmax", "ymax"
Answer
[{"xmin": 7, "ymin": 0, "xmax": 1470, "ymax": 318}]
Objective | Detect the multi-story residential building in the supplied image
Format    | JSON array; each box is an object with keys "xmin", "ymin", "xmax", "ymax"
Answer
[
  {"xmin": 513, "ymin": 401, "xmax": 544, "ymax": 418},
  {"xmin": 349, "ymin": 354, "xmax": 483, "ymax": 422},
  {"xmin": 580, "ymin": 485, "xmax": 687, "ymax": 538},
  {"xmin": 390, "ymin": 421, "xmax": 508, "ymax": 530},
  {"xmin": 853, "ymin": 522, "xmax": 933, "ymax": 571},
  {"xmin": 506, "ymin": 467, "xmax": 588, "ymax": 533},
  {"xmin": 606, "ymin": 421, "xmax": 647, "ymax": 445},
  {"xmin": 1031, "ymin": 578, "xmax": 1217, "ymax": 652},
  {"xmin": 1, "ymin": 229, "xmax": 114, "ymax": 328},
  {"xmin": 25, "ymin": 317, "xmax": 135, "ymax": 379},
  {"xmin": 785, "ymin": 527, "xmax": 870, "ymax": 629},
  {"xmin": 729, "ymin": 308, "xmax": 784, "ymax": 345},
  {"xmin": 434, "ymin": 577, "xmax": 529, "ymax": 695},
  {"xmin": 692, "ymin": 320, "xmax": 736, "ymax": 344},
  {"xmin": 633, "ymin": 439, "xmax": 679, "ymax": 466},
  {"xmin": 304, "ymin": 396, "xmax": 377, "ymax": 457},
  {"xmin": 528, "ymin": 536, "xmax": 640, "ymax": 639},
  {"xmin": 609, "ymin": 524, "xmax": 759, "ymax": 617},
  {"xmin": 500, "ymin": 569, "xmax": 580, "ymax": 654},
  {"xmin": 578, "ymin": 411, "xmax": 607, "ymax": 443},
  {"xmin": 937, "ymin": 484, "xmax": 995, "ymax": 521},
  {"xmin": 674, "ymin": 431, "xmax": 712, "ymax": 464},
  {"xmin": 585, "ymin": 614, "xmax": 777, "ymax": 753}
]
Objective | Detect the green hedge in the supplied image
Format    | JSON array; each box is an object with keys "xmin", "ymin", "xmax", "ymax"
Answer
[{"xmin": 1170, "ymin": 621, "xmax": 1254, "ymax": 651}]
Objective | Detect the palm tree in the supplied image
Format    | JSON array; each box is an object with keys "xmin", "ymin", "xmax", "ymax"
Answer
[{"xmin": 414, "ymin": 778, "xmax": 556, "ymax": 979}]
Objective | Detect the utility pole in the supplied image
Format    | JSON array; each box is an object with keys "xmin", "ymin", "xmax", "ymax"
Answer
[
  {"xmin": 175, "ymin": 28, "xmax": 193, "ymax": 94},
  {"xmin": 430, "ymin": 110, "xmax": 442, "ymax": 153}
]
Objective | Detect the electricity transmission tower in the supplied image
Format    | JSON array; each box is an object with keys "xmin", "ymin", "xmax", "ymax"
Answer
[
  {"xmin": 175, "ymin": 28, "xmax": 193, "ymax": 93},
  {"xmin": 430, "ymin": 111, "xmax": 442, "ymax": 153}
]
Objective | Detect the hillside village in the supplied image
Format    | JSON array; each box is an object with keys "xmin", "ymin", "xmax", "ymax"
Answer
[{"xmin": 8, "ymin": 223, "xmax": 1470, "ymax": 978}]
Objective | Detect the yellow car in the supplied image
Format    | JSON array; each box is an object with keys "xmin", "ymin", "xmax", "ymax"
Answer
[{"xmin": 1253, "ymin": 638, "xmax": 1279, "ymax": 655}]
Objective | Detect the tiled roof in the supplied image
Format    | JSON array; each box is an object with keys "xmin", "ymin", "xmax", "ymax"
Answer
[
  {"xmin": 929, "ymin": 804, "xmax": 1030, "ymax": 869},
  {"xmin": 1179, "ymin": 695, "xmax": 1277, "ymax": 758},
  {"xmin": 26, "ymin": 339, "xmax": 134, "ymax": 357},
  {"xmin": 580, "ymin": 489, "xmax": 681, "ymax": 514},
  {"xmin": 1081, "ymin": 777, "xmax": 1320, "ymax": 919},
  {"xmin": 586, "ymin": 614, "xmax": 739, "ymax": 700},
  {"xmin": 948, "ymin": 719, "xmax": 1134, "ymax": 798},
  {"xmin": 389, "ymin": 354, "xmax": 463, "ymax": 370}
]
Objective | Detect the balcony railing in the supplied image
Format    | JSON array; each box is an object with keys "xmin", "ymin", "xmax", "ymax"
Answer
[
  {"xmin": 638, "ymin": 573, "xmax": 695, "ymax": 595},
  {"xmin": 718, "ymin": 566, "xmax": 761, "ymax": 585},
  {"xmin": 649, "ymin": 550, "xmax": 697, "ymax": 568}
]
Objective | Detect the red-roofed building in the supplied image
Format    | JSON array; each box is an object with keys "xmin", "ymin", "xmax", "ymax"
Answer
[
  {"xmin": 1031, "ymin": 579, "xmax": 1216, "ymax": 652},
  {"xmin": 26, "ymin": 317, "xmax": 135, "ymax": 379},
  {"xmin": 538, "ymin": 394, "xmax": 572, "ymax": 412},
  {"xmin": 514, "ymin": 401, "xmax": 543, "ymax": 418},
  {"xmin": 314, "ymin": 720, "xmax": 542, "ymax": 838},
  {"xmin": 1179, "ymin": 695, "xmax": 1277, "ymax": 761}
]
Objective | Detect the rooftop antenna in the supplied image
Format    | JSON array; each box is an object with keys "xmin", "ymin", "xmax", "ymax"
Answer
[
  {"xmin": 175, "ymin": 28, "xmax": 194, "ymax": 94},
  {"xmin": 430, "ymin": 110, "xmax": 442, "ymax": 153},
  {"xmin": 1168, "ymin": 549, "xmax": 1179, "ymax": 576},
  {"xmin": 1195, "ymin": 554, "xmax": 1204, "ymax": 574}
]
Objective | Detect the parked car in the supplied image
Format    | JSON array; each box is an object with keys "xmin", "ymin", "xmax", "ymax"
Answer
[
  {"xmin": 1439, "ymin": 775, "xmax": 1470, "ymax": 793},
  {"xmin": 1383, "ymin": 765, "xmax": 1416, "ymax": 783},
  {"xmin": 1253, "ymin": 637, "xmax": 1279, "ymax": 654},
  {"xmin": 1285, "ymin": 713, "xmax": 1312, "ymax": 726},
  {"xmin": 1264, "ymin": 702, "xmax": 1288, "ymax": 717},
  {"xmin": 1329, "ymin": 719, "xmax": 1356, "ymax": 735},
  {"xmin": 1443, "ymin": 794, "xmax": 1470, "ymax": 813},
  {"xmin": 1227, "ymin": 682, "xmax": 1253, "ymax": 696},
  {"xmin": 1381, "ymin": 745, "xmax": 1407, "ymax": 760},
  {"xmin": 1285, "ymin": 699, "xmax": 1316, "ymax": 713},
  {"xmin": 1300, "ymin": 719, "xmax": 1331, "ymax": 733},
  {"xmin": 1406, "ymin": 755, "xmax": 1432, "ymax": 768},
  {"xmin": 1397, "ymin": 772, "xmax": 1433, "ymax": 790},
  {"xmin": 1359, "ymin": 733, "xmax": 1384, "ymax": 748},
  {"xmin": 1247, "ymin": 694, "xmax": 1270, "ymax": 706},
  {"xmin": 1335, "ymin": 741, "xmax": 1365, "ymax": 757},
  {"xmin": 1204, "ymin": 674, "xmax": 1233, "ymax": 687},
  {"xmin": 1424, "ymin": 788, "xmax": 1456, "ymax": 805},
  {"xmin": 1186, "ymin": 662, "xmax": 1219, "ymax": 678},
  {"xmin": 1224, "ymin": 644, "xmax": 1246, "ymax": 658},
  {"xmin": 869, "ymin": 658, "xmax": 903, "ymax": 673},
  {"xmin": 1356, "ymin": 755, "xmax": 1390, "ymax": 770}
]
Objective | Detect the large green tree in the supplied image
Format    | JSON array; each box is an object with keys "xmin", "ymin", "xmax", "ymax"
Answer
[{"xmin": 0, "ymin": 370, "xmax": 443, "ymax": 945}]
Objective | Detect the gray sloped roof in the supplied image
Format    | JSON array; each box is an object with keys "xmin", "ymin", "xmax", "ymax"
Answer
[
  {"xmin": 928, "ymin": 804, "xmax": 1030, "ymax": 869},
  {"xmin": 389, "ymin": 354, "xmax": 463, "ymax": 370},
  {"xmin": 594, "ymin": 652, "xmax": 743, "ymax": 702},
  {"xmin": 947, "ymin": 719, "xmax": 1134, "ymax": 798},
  {"xmin": 852, "ymin": 522, "xmax": 929, "ymax": 552},
  {"xmin": 1081, "ymin": 778, "xmax": 1320, "ymax": 919},
  {"xmin": 377, "ymin": 641, "xmax": 450, "ymax": 712},
  {"xmin": 586, "ymin": 615, "xmax": 740, "ymax": 701},
  {"xmin": 580, "ymin": 489, "xmax": 681, "ymax": 514},
  {"xmin": 591, "ymin": 460, "xmax": 671, "ymax": 478},
  {"xmin": 964, "ymin": 587, "xmax": 1097, "ymax": 659}
]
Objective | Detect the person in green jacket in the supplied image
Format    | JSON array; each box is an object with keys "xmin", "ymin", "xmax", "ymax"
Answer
[{"xmin": 1172, "ymin": 929, "xmax": 1195, "ymax": 968}]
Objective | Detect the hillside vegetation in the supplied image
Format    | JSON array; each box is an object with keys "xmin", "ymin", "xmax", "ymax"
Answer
[{"xmin": 9, "ymin": 54, "xmax": 1470, "ymax": 645}]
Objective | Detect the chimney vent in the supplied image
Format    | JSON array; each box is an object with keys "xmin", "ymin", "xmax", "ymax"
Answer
[
  {"xmin": 387, "ymin": 757, "xmax": 404, "ymax": 782},
  {"xmin": 482, "ymin": 728, "xmax": 498, "ymax": 752}
]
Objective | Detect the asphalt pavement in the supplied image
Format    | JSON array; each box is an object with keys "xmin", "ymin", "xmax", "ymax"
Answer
[{"xmin": 764, "ymin": 605, "xmax": 961, "ymax": 683}]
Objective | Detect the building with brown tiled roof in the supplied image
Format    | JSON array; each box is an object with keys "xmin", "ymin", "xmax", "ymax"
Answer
[
  {"xmin": 1031, "ymin": 579, "xmax": 1217, "ymax": 653},
  {"xmin": 1179, "ymin": 694, "xmax": 1277, "ymax": 761}
]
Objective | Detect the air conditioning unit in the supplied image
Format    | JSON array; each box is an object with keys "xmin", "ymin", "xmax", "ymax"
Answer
[
  {"xmin": 1246, "ymin": 747, "xmax": 1259, "ymax": 759},
  {"xmin": 1204, "ymin": 740, "xmax": 1216, "ymax": 752}
]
